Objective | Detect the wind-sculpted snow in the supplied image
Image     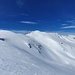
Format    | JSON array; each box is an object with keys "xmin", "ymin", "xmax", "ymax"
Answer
[{"xmin": 0, "ymin": 30, "xmax": 75, "ymax": 75}]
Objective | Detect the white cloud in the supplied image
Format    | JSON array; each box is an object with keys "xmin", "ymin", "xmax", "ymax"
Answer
[
  {"xmin": 61, "ymin": 19, "xmax": 75, "ymax": 29},
  {"xmin": 61, "ymin": 24, "xmax": 68, "ymax": 26},
  {"xmin": 62, "ymin": 25, "xmax": 75, "ymax": 29},
  {"xmin": 20, "ymin": 21, "xmax": 37, "ymax": 24},
  {"xmin": 20, "ymin": 13, "xmax": 29, "ymax": 16},
  {"xmin": 16, "ymin": 0, "xmax": 25, "ymax": 8},
  {"xmin": 67, "ymin": 20, "xmax": 75, "ymax": 23}
]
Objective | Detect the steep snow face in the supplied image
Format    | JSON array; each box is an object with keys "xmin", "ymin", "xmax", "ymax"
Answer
[
  {"xmin": 27, "ymin": 31, "xmax": 75, "ymax": 64},
  {"xmin": 0, "ymin": 30, "xmax": 75, "ymax": 75}
]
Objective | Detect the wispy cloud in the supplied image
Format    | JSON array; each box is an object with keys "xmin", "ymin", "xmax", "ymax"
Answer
[
  {"xmin": 61, "ymin": 19, "xmax": 75, "ymax": 29},
  {"xmin": 20, "ymin": 21, "xmax": 37, "ymax": 24},
  {"xmin": 61, "ymin": 24, "xmax": 68, "ymax": 26},
  {"xmin": 16, "ymin": 0, "xmax": 24, "ymax": 8},
  {"xmin": 67, "ymin": 20, "xmax": 75, "ymax": 23},
  {"xmin": 20, "ymin": 13, "xmax": 29, "ymax": 16},
  {"xmin": 61, "ymin": 25, "xmax": 75, "ymax": 29}
]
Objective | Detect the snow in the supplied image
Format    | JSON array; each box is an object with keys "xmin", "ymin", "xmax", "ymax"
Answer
[{"xmin": 0, "ymin": 30, "xmax": 75, "ymax": 75}]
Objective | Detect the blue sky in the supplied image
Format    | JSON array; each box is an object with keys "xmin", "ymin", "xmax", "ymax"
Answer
[{"xmin": 0, "ymin": 0, "xmax": 75, "ymax": 32}]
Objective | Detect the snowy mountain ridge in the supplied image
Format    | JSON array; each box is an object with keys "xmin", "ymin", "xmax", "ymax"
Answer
[{"xmin": 0, "ymin": 30, "xmax": 75, "ymax": 75}]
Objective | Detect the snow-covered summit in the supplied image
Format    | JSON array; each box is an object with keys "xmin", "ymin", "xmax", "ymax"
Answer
[{"xmin": 0, "ymin": 30, "xmax": 75, "ymax": 75}]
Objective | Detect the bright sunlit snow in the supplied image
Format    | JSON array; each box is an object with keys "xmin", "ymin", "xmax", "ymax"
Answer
[{"xmin": 0, "ymin": 30, "xmax": 75, "ymax": 75}]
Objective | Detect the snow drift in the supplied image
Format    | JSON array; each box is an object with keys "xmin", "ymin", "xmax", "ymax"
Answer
[{"xmin": 0, "ymin": 30, "xmax": 75, "ymax": 75}]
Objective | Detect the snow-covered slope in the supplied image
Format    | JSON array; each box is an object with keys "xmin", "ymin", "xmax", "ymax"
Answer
[{"xmin": 0, "ymin": 30, "xmax": 75, "ymax": 75}]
